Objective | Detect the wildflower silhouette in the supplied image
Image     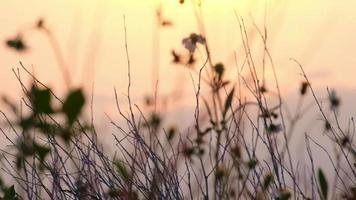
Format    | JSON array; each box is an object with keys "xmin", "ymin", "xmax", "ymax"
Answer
[
  {"xmin": 1, "ymin": 7, "xmax": 355, "ymax": 200},
  {"xmin": 36, "ymin": 18, "xmax": 45, "ymax": 29},
  {"xmin": 300, "ymin": 81, "xmax": 309, "ymax": 95},
  {"xmin": 6, "ymin": 35, "xmax": 27, "ymax": 52},
  {"xmin": 182, "ymin": 33, "xmax": 205, "ymax": 53},
  {"xmin": 329, "ymin": 89, "xmax": 340, "ymax": 110}
]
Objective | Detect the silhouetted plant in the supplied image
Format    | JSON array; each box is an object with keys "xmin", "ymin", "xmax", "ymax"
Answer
[{"xmin": 0, "ymin": 2, "xmax": 355, "ymax": 200}]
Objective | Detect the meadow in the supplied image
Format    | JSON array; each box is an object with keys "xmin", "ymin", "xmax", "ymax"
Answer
[{"xmin": 0, "ymin": 1, "xmax": 355, "ymax": 199}]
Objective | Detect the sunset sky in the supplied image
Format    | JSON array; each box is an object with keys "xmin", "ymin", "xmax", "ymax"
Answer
[{"xmin": 1, "ymin": 0, "xmax": 355, "ymax": 123}]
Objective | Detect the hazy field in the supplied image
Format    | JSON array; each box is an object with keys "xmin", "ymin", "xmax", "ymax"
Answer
[{"xmin": 0, "ymin": 1, "xmax": 355, "ymax": 199}]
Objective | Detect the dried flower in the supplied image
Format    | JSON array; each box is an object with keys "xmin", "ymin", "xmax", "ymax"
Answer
[
  {"xmin": 36, "ymin": 18, "xmax": 45, "ymax": 29},
  {"xmin": 272, "ymin": 188, "xmax": 291, "ymax": 200},
  {"xmin": 247, "ymin": 158, "xmax": 258, "ymax": 169},
  {"xmin": 182, "ymin": 33, "xmax": 205, "ymax": 53},
  {"xmin": 259, "ymin": 85, "xmax": 267, "ymax": 93},
  {"xmin": 329, "ymin": 90, "xmax": 340, "ymax": 110},
  {"xmin": 300, "ymin": 81, "xmax": 309, "ymax": 95},
  {"xmin": 183, "ymin": 144, "xmax": 195, "ymax": 158},
  {"xmin": 214, "ymin": 63, "xmax": 225, "ymax": 79},
  {"xmin": 267, "ymin": 123, "xmax": 282, "ymax": 134},
  {"xmin": 215, "ymin": 166, "xmax": 228, "ymax": 180},
  {"xmin": 6, "ymin": 36, "xmax": 27, "ymax": 52},
  {"xmin": 161, "ymin": 20, "xmax": 173, "ymax": 27},
  {"xmin": 324, "ymin": 121, "xmax": 331, "ymax": 131}
]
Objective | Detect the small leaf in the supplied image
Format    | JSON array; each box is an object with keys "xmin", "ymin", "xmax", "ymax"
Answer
[
  {"xmin": 31, "ymin": 86, "xmax": 53, "ymax": 114},
  {"xmin": 247, "ymin": 159, "xmax": 258, "ymax": 169},
  {"xmin": 300, "ymin": 81, "xmax": 309, "ymax": 95},
  {"xmin": 16, "ymin": 137, "xmax": 35, "ymax": 156},
  {"xmin": 324, "ymin": 121, "xmax": 331, "ymax": 131},
  {"xmin": 35, "ymin": 121, "xmax": 62, "ymax": 136},
  {"xmin": 145, "ymin": 113, "xmax": 161, "ymax": 130},
  {"xmin": 62, "ymin": 89, "xmax": 85, "ymax": 125},
  {"xmin": 19, "ymin": 116, "xmax": 34, "ymax": 131},
  {"xmin": 15, "ymin": 156, "xmax": 23, "ymax": 170},
  {"xmin": 262, "ymin": 173, "xmax": 274, "ymax": 191},
  {"xmin": 215, "ymin": 166, "xmax": 227, "ymax": 180},
  {"xmin": 161, "ymin": 20, "xmax": 173, "ymax": 27},
  {"xmin": 259, "ymin": 85, "xmax": 267, "ymax": 93},
  {"xmin": 114, "ymin": 160, "xmax": 131, "ymax": 182},
  {"xmin": 318, "ymin": 168, "xmax": 328, "ymax": 200},
  {"xmin": 260, "ymin": 109, "xmax": 278, "ymax": 119},
  {"xmin": 275, "ymin": 189, "xmax": 291, "ymax": 200},
  {"xmin": 223, "ymin": 87, "xmax": 235, "ymax": 118},
  {"xmin": 6, "ymin": 36, "xmax": 27, "ymax": 52},
  {"xmin": 34, "ymin": 143, "xmax": 50, "ymax": 161},
  {"xmin": 107, "ymin": 188, "xmax": 122, "ymax": 197},
  {"xmin": 214, "ymin": 63, "xmax": 225, "ymax": 79},
  {"xmin": 167, "ymin": 126, "xmax": 176, "ymax": 140},
  {"xmin": 328, "ymin": 90, "xmax": 340, "ymax": 110},
  {"xmin": 36, "ymin": 18, "xmax": 44, "ymax": 29},
  {"xmin": 195, "ymin": 135, "xmax": 204, "ymax": 145},
  {"xmin": 60, "ymin": 129, "xmax": 73, "ymax": 143},
  {"xmin": 231, "ymin": 145, "xmax": 241, "ymax": 159},
  {"xmin": 2, "ymin": 185, "xmax": 19, "ymax": 200},
  {"xmin": 266, "ymin": 123, "xmax": 282, "ymax": 134},
  {"xmin": 183, "ymin": 144, "xmax": 195, "ymax": 158},
  {"xmin": 74, "ymin": 180, "xmax": 87, "ymax": 198}
]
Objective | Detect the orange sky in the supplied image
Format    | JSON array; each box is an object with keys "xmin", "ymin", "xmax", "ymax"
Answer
[{"xmin": 1, "ymin": 0, "xmax": 356, "ymax": 119}]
